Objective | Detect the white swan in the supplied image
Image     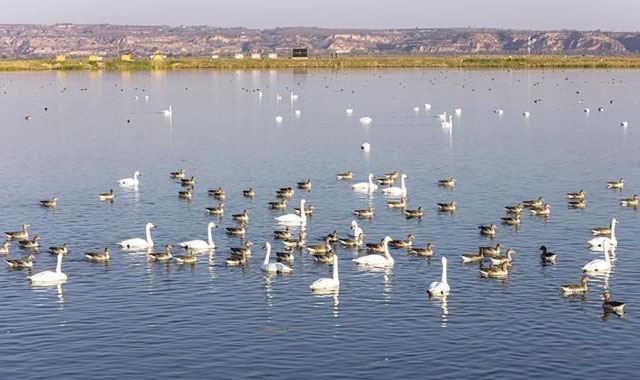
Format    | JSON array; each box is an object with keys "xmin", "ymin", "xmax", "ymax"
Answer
[
  {"xmin": 361, "ymin": 143, "xmax": 371, "ymax": 152},
  {"xmin": 118, "ymin": 222, "xmax": 156, "ymax": 249},
  {"xmin": 349, "ymin": 220, "xmax": 364, "ymax": 237},
  {"xmin": 437, "ymin": 111, "xmax": 447, "ymax": 120},
  {"xmin": 495, "ymin": 109, "xmax": 504, "ymax": 115},
  {"xmin": 310, "ymin": 254, "xmax": 340, "ymax": 291},
  {"xmin": 295, "ymin": 109, "xmax": 301, "ymax": 116},
  {"xmin": 424, "ymin": 104, "xmax": 432, "ymax": 110},
  {"xmin": 352, "ymin": 173, "xmax": 378, "ymax": 192},
  {"xmin": 118, "ymin": 171, "xmax": 141, "ymax": 187},
  {"xmin": 346, "ymin": 108, "xmax": 354, "ymax": 115},
  {"xmin": 382, "ymin": 173, "xmax": 408, "ymax": 196},
  {"xmin": 523, "ymin": 111, "xmax": 530, "ymax": 117},
  {"xmin": 353, "ymin": 236, "xmax": 394, "ymax": 268},
  {"xmin": 441, "ymin": 115, "xmax": 452, "ymax": 128},
  {"xmin": 275, "ymin": 199, "xmax": 307, "ymax": 225},
  {"xmin": 30, "ymin": 253, "xmax": 67, "ymax": 284},
  {"xmin": 275, "ymin": 116, "xmax": 283, "ymax": 123},
  {"xmin": 428, "ymin": 256, "xmax": 450, "ymax": 296},
  {"xmin": 454, "ymin": 108, "xmax": 462, "ymax": 115},
  {"xmin": 413, "ymin": 107, "xmax": 420, "ymax": 112},
  {"xmin": 179, "ymin": 222, "xmax": 217, "ymax": 251},
  {"xmin": 261, "ymin": 242, "xmax": 292, "ymax": 273},
  {"xmin": 588, "ymin": 218, "xmax": 617, "ymax": 251},
  {"xmin": 583, "ymin": 241, "xmax": 612, "ymax": 273},
  {"xmin": 359, "ymin": 116, "xmax": 372, "ymax": 124},
  {"xmin": 162, "ymin": 105, "xmax": 172, "ymax": 116}
]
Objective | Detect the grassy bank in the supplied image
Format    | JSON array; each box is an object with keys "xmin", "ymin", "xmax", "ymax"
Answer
[{"xmin": 2, "ymin": 55, "xmax": 640, "ymax": 72}]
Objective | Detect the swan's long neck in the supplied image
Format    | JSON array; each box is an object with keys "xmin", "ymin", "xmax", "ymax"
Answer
[
  {"xmin": 384, "ymin": 240, "xmax": 393, "ymax": 263},
  {"xmin": 263, "ymin": 244, "xmax": 271, "ymax": 265},
  {"xmin": 401, "ymin": 176, "xmax": 406, "ymax": 192},
  {"xmin": 134, "ymin": 172, "xmax": 139, "ymax": 181},
  {"xmin": 441, "ymin": 257, "xmax": 448, "ymax": 284},
  {"xmin": 604, "ymin": 244, "xmax": 611, "ymax": 263},
  {"xmin": 56, "ymin": 253, "xmax": 62, "ymax": 274},
  {"xmin": 146, "ymin": 225, "xmax": 153, "ymax": 245},
  {"xmin": 207, "ymin": 225, "xmax": 214, "ymax": 247},
  {"xmin": 368, "ymin": 174, "xmax": 374, "ymax": 187},
  {"xmin": 333, "ymin": 257, "xmax": 339, "ymax": 281},
  {"xmin": 610, "ymin": 221, "xmax": 617, "ymax": 243},
  {"xmin": 300, "ymin": 200, "xmax": 307, "ymax": 222}
]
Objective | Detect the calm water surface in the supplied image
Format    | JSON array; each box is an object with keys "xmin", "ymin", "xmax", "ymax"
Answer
[{"xmin": 1, "ymin": 69, "xmax": 639, "ymax": 379}]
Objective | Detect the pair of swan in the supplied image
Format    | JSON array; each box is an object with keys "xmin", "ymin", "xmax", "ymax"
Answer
[
  {"xmin": 310, "ymin": 254, "xmax": 339, "ymax": 291},
  {"xmin": 275, "ymin": 199, "xmax": 307, "ymax": 225},
  {"xmin": 29, "ymin": 253, "xmax": 67, "ymax": 284},
  {"xmin": 180, "ymin": 222, "xmax": 217, "ymax": 251},
  {"xmin": 381, "ymin": 174, "xmax": 408, "ymax": 196},
  {"xmin": 118, "ymin": 171, "xmax": 140, "ymax": 187},
  {"xmin": 428, "ymin": 256, "xmax": 450, "ymax": 296},
  {"xmin": 588, "ymin": 218, "xmax": 617, "ymax": 251},
  {"xmin": 118, "ymin": 222, "xmax": 155, "ymax": 249},
  {"xmin": 583, "ymin": 241, "xmax": 613, "ymax": 273},
  {"xmin": 261, "ymin": 242, "xmax": 292, "ymax": 273},
  {"xmin": 353, "ymin": 236, "xmax": 394, "ymax": 268},
  {"xmin": 352, "ymin": 174, "xmax": 378, "ymax": 193}
]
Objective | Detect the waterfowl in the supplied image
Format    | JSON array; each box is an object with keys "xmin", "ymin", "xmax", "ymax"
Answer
[
  {"xmin": 99, "ymin": 189, "xmax": 115, "ymax": 201},
  {"xmin": 389, "ymin": 234, "xmax": 415, "ymax": 248},
  {"xmin": 359, "ymin": 116, "xmax": 372, "ymax": 125},
  {"xmin": 405, "ymin": 206, "xmax": 423, "ymax": 219},
  {"xmin": 180, "ymin": 222, "xmax": 217, "ymax": 250},
  {"xmin": 180, "ymin": 176, "xmax": 196, "ymax": 186},
  {"xmin": 409, "ymin": 243, "xmax": 434, "ymax": 257},
  {"xmin": 349, "ymin": 220, "xmax": 364, "ymax": 238},
  {"xmin": 490, "ymin": 249, "xmax": 515, "ymax": 265},
  {"xmin": 377, "ymin": 176, "xmax": 395, "ymax": 185},
  {"xmin": 49, "ymin": 243, "xmax": 68, "ymax": 255},
  {"xmin": 438, "ymin": 177, "xmax": 456, "ymax": 188},
  {"xmin": 352, "ymin": 173, "xmax": 378, "ymax": 193},
  {"xmin": 294, "ymin": 204, "xmax": 315, "ymax": 216},
  {"xmin": 297, "ymin": 179, "xmax": 312, "ymax": 190},
  {"xmin": 274, "ymin": 227, "xmax": 292, "ymax": 240},
  {"xmin": 505, "ymin": 203, "xmax": 523, "ymax": 214},
  {"xmin": 384, "ymin": 171, "xmax": 400, "ymax": 180},
  {"xmin": 5, "ymin": 253, "xmax": 34, "ymax": 268},
  {"xmin": 162, "ymin": 105, "xmax": 173, "ymax": 116},
  {"xmin": 602, "ymin": 292, "xmax": 625, "ymax": 314},
  {"xmin": 620, "ymin": 194, "xmax": 639, "ymax": 207},
  {"xmin": 353, "ymin": 236, "xmax": 394, "ymax": 268},
  {"xmin": 479, "ymin": 243, "xmax": 504, "ymax": 257},
  {"xmin": 530, "ymin": 204, "xmax": 551, "ymax": 216},
  {"xmin": 566, "ymin": 190, "xmax": 585, "ymax": 200},
  {"xmin": 323, "ymin": 230, "xmax": 339, "ymax": 243},
  {"xmin": 387, "ymin": 197, "xmax": 407, "ymax": 209},
  {"xmin": 313, "ymin": 249, "xmax": 335, "ymax": 264},
  {"xmin": 561, "ymin": 276, "xmax": 588, "ymax": 295},
  {"xmin": 232, "ymin": 210, "xmax": 249, "ymax": 223},
  {"xmin": 437, "ymin": 201, "xmax": 456, "ymax": 212},
  {"xmin": 268, "ymin": 199, "xmax": 287, "ymax": 210},
  {"xmin": 353, "ymin": 206, "xmax": 374, "ymax": 218},
  {"xmin": 206, "ymin": 204, "xmax": 225, "ymax": 215},
  {"xmin": 588, "ymin": 218, "xmax": 617, "ymax": 251},
  {"xmin": 243, "ymin": 188, "xmax": 255, "ymax": 198},
  {"xmin": 282, "ymin": 232, "xmax": 305, "ymax": 248},
  {"xmin": 539, "ymin": 245, "xmax": 557, "ymax": 264},
  {"xmin": 276, "ymin": 247, "xmax": 295, "ymax": 263},
  {"xmin": 170, "ymin": 169, "xmax": 186, "ymax": 179},
  {"xmin": 523, "ymin": 197, "xmax": 544, "ymax": 208},
  {"xmin": 275, "ymin": 199, "xmax": 307, "ymax": 225},
  {"xmin": 591, "ymin": 218, "xmax": 616, "ymax": 236},
  {"xmin": 307, "ymin": 237, "xmax": 333, "ymax": 255},
  {"xmin": 339, "ymin": 232, "xmax": 364, "ymax": 247},
  {"xmin": 607, "ymin": 178, "xmax": 624, "ymax": 189},
  {"xmin": 501, "ymin": 215, "xmax": 521, "ymax": 225},
  {"xmin": 174, "ymin": 249, "xmax": 197, "ymax": 264},
  {"xmin": 5, "ymin": 224, "xmax": 30, "ymax": 241},
  {"xmin": 583, "ymin": 241, "xmax": 612, "ymax": 272},
  {"xmin": 427, "ymin": 256, "xmax": 450, "ymax": 296},
  {"xmin": 209, "ymin": 187, "xmax": 226, "ymax": 199},
  {"xmin": 478, "ymin": 224, "xmax": 497, "ymax": 236},
  {"xmin": 178, "ymin": 187, "xmax": 193, "ymax": 199},
  {"xmin": 276, "ymin": 187, "xmax": 295, "ymax": 198},
  {"xmin": 0, "ymin": 240, "xmax": 10, "ymax": 254},
  {"xmin": 310, "ymin": 254, "xmax": 340, "ymax": 291},
  {"xmin": 149, "ymin": 244, "xmax": 173, "ymax": 261},
  {"xmin": 568, "ymin": 200, "xmax": 586, "ymax": 209},
  {"xmin": 382, "ymin": 173, "xmax": 408, "ymax": 196},
  {"xmin": 18, "ymin": 235, "xmax": 40, "ymax": 249},
  {"xmin": 118, "ymin": 222, "xmax": 156, "ymax": 249},
  {"xmin": 337, "ymin": 170, "xmax": 353, "ymax": 180},
  {"xmin": 40, "ymin": 197, "xmax": 57, "ymax": 208},
  {"xmin": 225, "ymin": 252, "xmax": 248, "ymax": 266},
  {"xmin": 118, "ymin": 171, "xmax": 140, "ymax": 187},
  {"xmin": 226, "ymin": 224, "xmax": 246, "ymax": 236},
  {"xmin": 261, "ymin": 242, "xmax": 292, "ymax": 273},
  {"xmin": 29, "ymin": 253, "xmax": 67, "ymax": 284},
  {"xmin": 479, "ymin": 262, "xmax": 509, "ymax": 279},
  {"xmin": 366, "ymin": 238, "xmax": 386, "ymax": 253},
  {"xmin": 85, "ymin": 247, "xmax": 110, "ymax": 262},
  {"xmin": 230, "ymin": 241, "xmax": 254, "ymax": 256},
  {"xmin": 461, "ymin": 249, "xmax": 484, "ymax": 263}
]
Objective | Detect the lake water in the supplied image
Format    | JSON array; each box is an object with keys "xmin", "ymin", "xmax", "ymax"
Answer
[{"xmin": 1, "ymin": 68, "xmax": 639, "ymax": 379}]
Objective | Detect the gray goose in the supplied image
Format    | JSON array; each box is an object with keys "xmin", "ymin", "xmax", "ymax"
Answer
[
  {"xmin": 243, "ymin": 188, "xmax": 255, "ymax": 198},
  {"xmin": 307, "ymin": 237, "xmax": 333, "ymax": 255},
  {"xmin": 209, "ymin": 187, "xmax": 226, "ymax": 199},
  {"xmin": 294, "ymin": 204, "xmax": 315, "ymax": 216},
  {"xmin": 206, "ymin": 204, "xmax": 225, "ymax": 215},
  {"xmin": 149, "ymin": 244, "xmax": 173, "ymax": 261},
  {"xmin": 353, "ymin": 206, "xmax": 374, "ymax": 218},
  {"xmin": 437, "ymin": 201, "xmax": 456, "ymax": 212},
  {"xmin": 620, "ymin": 194, "xmax": 639, "ymax": 207},
  {"xmin": 276, "ymin": 247, "xmax": 295, "ymax": 263},
  {"xmin": 523, "ymin": 196, "xmax": 544, "ymax": 208},
  {"xmin": 479, "ymin": 243, "xmax": 504, "ymax": 257},
  {"xmin": 404, "ymin": 206, "xmax": 423, "ymax": 218},
  {"xmin": 566, "ymin": 190, "xmax": 585, "ymax": 200},
  {"xmin": 479, "ymin": 262, "xmax": 509, "ymax": 279},
  {"xmin": 232, "ymin": 210, "xmax": 249, "ymax": 223},
  {"xmin": 530, "ymin": 204, "xmax": 551, "ymax": 216},
  {"xmin": 5, "ymin": 224, "xmax": 30, "ymax": 241},
  {"xmin": 0, "ymin": 240, "xmax": 11, "ymax": 254},
  {"xmin": 387, "ymin": 197, "xmax": 407, "ymax": 209},
  {"xmin": 225, "ymin": 224, "xmax": 246, "ymax": 236},
  {"xmin": 225, "ymin": 252, "xmax": 248, "ymax": 266},
  {"xmin": 174, "ymin": 249, "xmax": 197, "ymax": 264},
  {"xmin": 230, "ymin": 241, "xmax": 253, "ymax": 256},
  {"xmin": 438, "ymin": 177, "xmax": 456, "ymax": 188},
  {"xmin": 276, "ymin": 187, "xmax": 295, "ymax": 199},
  {"xmin": 5, "ymin": 253, "xmax": 34, "ymax": 268},
  {"xmin": 170, "ymin": 169, "xmax": 186, "ymax": 179},
  {"xmin": 489, "ymin": 249, "xmax": 516, "ymax": 265},
  {"xmin": 478, "ymin": 224, "xmax": 497, "ymax": 236},
  {"xmin": 49, "ymin": 242, "xmax": 68, "ymax": 255},
  {"xmin": 269, "ymin": 199, "xmax": 287, "ymax": 210},
  {"xmin": 336, "ymin": 170, "xmax": 353, "ymax": 180},
  {"xmin": 409, "ymin": 243, "xmax": 434, "ymax": 257},
  {"xmin": 99, "ymin": 189, "xmax": 115, "ymax": 201},
  {"xmin": 501, "ymin": 215, "xmax": 521, "ymax": 225},
  {"xmin": 18, "ymin": 235, "xmax": 40, "ymax": 249},
  {"xmin": 178, "ymin": 187, "xmax": 193, "ymax": 199},
  {"xmin": 539, "ymin": 245, "xmax": 557, "ymax": 263},
  {"xmin": 274, "ymin": 227, "xmax": 291, "ymax": 240},
  {"xmin": 607, "ymin": 178, "xmax": 624, "ymax": 189},
  {"xmin": 602, "ymin": 292, "xmax": 625, "ymax": 314},
  {"xmin": 504, "ymin": 203, "xmax": 523, "ymax": 214},
  {"xmin": 389, "ymin": 234, "xmax": 415, "ymax": 248},
  {"xmin": 339, "ymin": 232, "xmax": 364, "ymax": 247},
  {"xmin": 561, "ymin": 276, "xmax": 588, "ymax": 294},
  {"xmin": 282, "ymin": 232, "xmax": 305, "ymax": 249},
  {"xmin": 297, "ymin": 179, "xmax": 312, "ymax": 190},
  {"xmin": 86, "ymin": 247, "xmax": 110, "ymax": 262},
  {"xmin": 180, "ymin": 176, "xmax": 196, "ymax": 186},
  {"xmin": 40, "ymin": 197, "xmax": 58, "ymax": 208},
  {"xmin": 568, "ymin": 199, "xmax": 586, "ymax": 209},
  {"xmin": 366, "ymin": 238, "xmax": 386, "ymax": 253}
]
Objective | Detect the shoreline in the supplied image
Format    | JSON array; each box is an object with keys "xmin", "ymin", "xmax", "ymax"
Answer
[{"xmin": 2, "ymin": 55, "xmax": 640, "ymax": 71}]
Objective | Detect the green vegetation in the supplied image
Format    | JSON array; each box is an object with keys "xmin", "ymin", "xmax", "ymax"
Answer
[{"xmin": 2, "ymin": 55, "xmax": 640, "ymax": 72}]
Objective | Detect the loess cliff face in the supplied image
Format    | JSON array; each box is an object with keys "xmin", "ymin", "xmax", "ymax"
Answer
[{"xmin": 0, "ymin": 24, "xmax": 639, "ymax": 58}]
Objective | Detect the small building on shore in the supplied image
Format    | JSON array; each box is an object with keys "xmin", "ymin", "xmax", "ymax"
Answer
[
  {"xmin": 251, "ymin": 53, "xmax": 261, "ymax": 59},
  {"xmin": 267, "ymin": 53, "xmax": 278, "ymax": 59},
  {"xmin": 151, "ymin": 53, "xmax": 165, "ymax": 61},
  {"xmin": 120, "ymin": 53, "xmax": 134, "ymax": 61},
  {"xmin": 234, "ymin": 53, "xmax": 244, "ymax": 59},
  {"xmin": 55, "ymin": 55, "xmax": 66, "ymax": 62},
  {"xmin": 88, "ymin": 55, "xmax": 103, "ymax": 62},
  {"xmin": 292, "ymin": 48, "xmax": 308, "ymax": 59},
  {"xmin": 211, "ymin": 54, "xmax": 220, "ymax": 59}
]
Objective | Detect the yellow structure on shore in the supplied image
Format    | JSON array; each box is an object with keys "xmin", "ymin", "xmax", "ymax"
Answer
[
  {"xmin": 88, "ymin": 55, "xmax": 102, "ymax": 62},
  {"xmin": 120, "ymin": 53, "xmax": 134, "ymax": 61},
  {"xmin": 151, "ymin": 53, "xmax": 165, "ymax": 61},
  {"xmin": 55, "ymin": 55, "xmax": 66, "ymax": 62}
]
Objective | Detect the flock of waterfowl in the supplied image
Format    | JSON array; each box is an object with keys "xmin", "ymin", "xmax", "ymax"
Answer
[{"xmin": 2, "ymin": 161, "xmax": 632, "ymax": 315}]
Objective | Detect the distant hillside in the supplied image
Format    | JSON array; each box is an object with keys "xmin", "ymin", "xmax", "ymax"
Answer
[{"xmin": 1, "ymin": 24, "xmax": 640, "ymax": 58}]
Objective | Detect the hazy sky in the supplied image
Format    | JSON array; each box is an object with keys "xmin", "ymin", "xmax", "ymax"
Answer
[{"xmin": 3, "ymin": 0, "xmax": 639, "ymax": 31}]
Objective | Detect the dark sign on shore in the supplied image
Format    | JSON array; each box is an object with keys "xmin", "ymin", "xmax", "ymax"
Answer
[{"xmin": 293, "ymin": 48, "xmax": 308, "ymax": 59}]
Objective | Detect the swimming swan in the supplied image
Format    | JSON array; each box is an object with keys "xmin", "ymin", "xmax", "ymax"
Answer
[
  {"xmin": 349, "ymin": 220, "xmax": 364, "ymax": 237},
  {"xmin": 587, "ymin": 218, "xmax": 617, "ymax": 251},
  {"xmin": 310, "ymin": 254, "xmax": 340, "ymax": 291},
  {"xmin": 118, "ymin": 222, "xmax": 156, "ymax": 249},
  {"xmin": 381, "ymin": 173, "xmax": 408, "ymax": 196},
  {"xmin": 352, "ymin": 173, "xmax": 378, "ymax": 193},
  {"xmin": 353, "ymin": 236, "xmax": 394, "ymax": 268},
  {"xmin": 427, "ymin": 256, "xmax": 450, "ymax": 296},
  {"xmin": 275, "ymin": 199, "xmax": 307, "ymax": 225},
  {"xmin": 179, "ymin": 222, "xmax": 217, "ymax": 251},
  {"xmin": 261, "ymin": 242, "xmax": 292, "ymax": 274},
  {"xmin": 29, "ymin": 253, "xmax": 67, "ymax": 284},
  {"xmin": 583, "ymin": 241, "xmax": 612, "ymax": 273},
  {"xmin": 118, "ymin": 171, "xmax": 141, "ymax": 187}
]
